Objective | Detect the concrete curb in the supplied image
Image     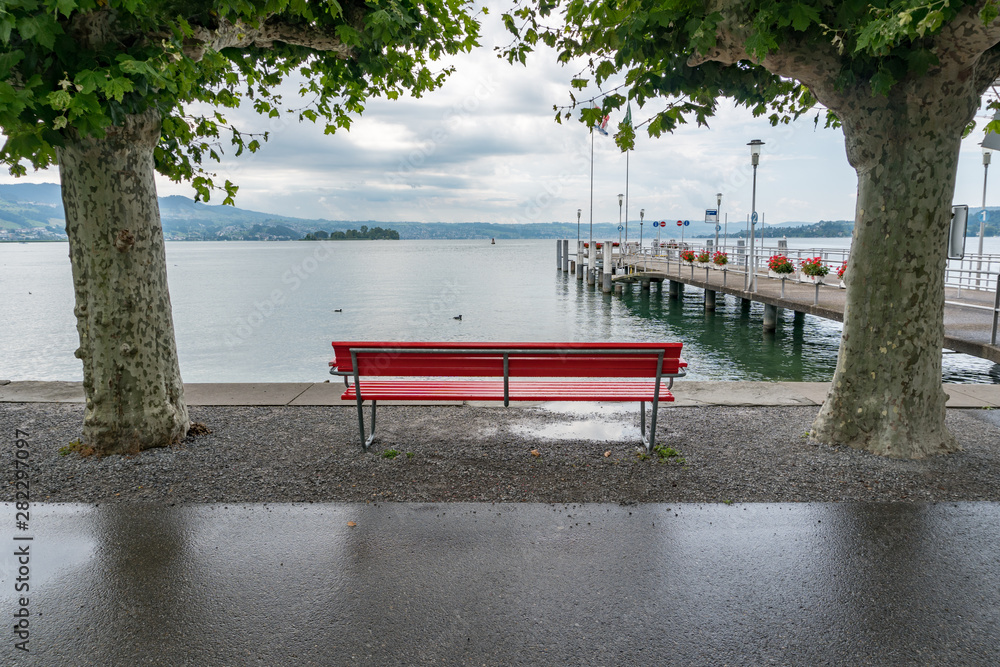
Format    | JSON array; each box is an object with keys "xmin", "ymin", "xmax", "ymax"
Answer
[{"xmin": 2, "ymin": 380, "xmax": 998, "ymax": 408}]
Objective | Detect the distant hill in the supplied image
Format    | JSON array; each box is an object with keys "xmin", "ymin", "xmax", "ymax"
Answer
[{"xmin": 2, "ymin": 183, "xmax": 997, "ymax": 239}]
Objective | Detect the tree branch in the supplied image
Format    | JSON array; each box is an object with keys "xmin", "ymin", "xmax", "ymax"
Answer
[
  {"xmin": 974, "ymin": 42, "xmax": 1000, "ymax": 93},
  {"xmin": 686, "ymin": 17, "xmax": 851, "ymax": 113},
  {"xmin": 934, "ymin": 1, "xmax": 1000, "ymax": 72},
  {"xmin": 184, "ymin": 17, "xmax": 355, "ymax": 62}
]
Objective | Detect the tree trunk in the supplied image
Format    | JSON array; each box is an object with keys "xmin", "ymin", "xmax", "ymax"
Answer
[
  {"xmin": 811, "ymin": 84, "xmax": 977, "ymax": 458},
  {"xmin": 58, "ymin": 109, "xmax": 189, "ymax": 456}
]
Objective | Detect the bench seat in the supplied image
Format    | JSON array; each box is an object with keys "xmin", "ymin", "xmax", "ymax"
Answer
[
  {"xmin": 329, "ymin": 341, "xmax": 685, "ymax": 451},
  {"xmin": 342, "ymin": 380, "xmax": 674, "ymax": 402}
]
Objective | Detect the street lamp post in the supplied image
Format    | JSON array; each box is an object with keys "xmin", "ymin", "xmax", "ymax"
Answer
[
  {"xmin": 714, "ymin": 192, "xmax": 722, "ymax": 250},
  {"xmin": 577, "ymin": 208, "xmax": 582, "ymax": 248},
  {"xmin": 617, "ymin": 193, "xmax": 624, "ymax": 247},
  {"xmin": 979, "ymin": 149, "xmax": 991, "ymax": 287},
  {"xmin": 981, "ymin": 149, "xmax": 991, "ymax": 259},
  {"xmin": 639, "ymin": 208, "xmax": 644, "ymax": 248},
  {"xmin": 747, "ymin": 139, "xmax": 764, "ymax": 291}
]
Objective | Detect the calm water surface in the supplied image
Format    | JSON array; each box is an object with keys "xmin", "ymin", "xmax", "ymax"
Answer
[{"xmin": 2, "ymin": 239, "xmax": 999, "ymax": 383}]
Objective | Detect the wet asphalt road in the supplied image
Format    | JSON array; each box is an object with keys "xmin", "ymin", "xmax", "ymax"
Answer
[{"xmin": 3, "ymin": 502, "xmax": 999, "ymax": 666}]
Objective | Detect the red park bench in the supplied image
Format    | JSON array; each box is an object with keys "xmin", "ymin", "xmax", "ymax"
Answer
[{"xmin": 328, "ymin": 342, "xmax": 686, "ymax": 452}]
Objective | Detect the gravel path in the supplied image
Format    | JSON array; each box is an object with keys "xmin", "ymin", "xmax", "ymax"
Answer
[{"xmin": 3, "ymin": 402, "xmax": 1000, "ymax": 504}]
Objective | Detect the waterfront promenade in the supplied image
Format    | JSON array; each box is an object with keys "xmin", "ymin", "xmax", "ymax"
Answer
[
  {"xmin": 2, "ymin": 380, "xmax": 1000, "ymax": 664},
  {"xmin": 4, "ymin": 378, "xmax": 1000, "ymax": 407}
]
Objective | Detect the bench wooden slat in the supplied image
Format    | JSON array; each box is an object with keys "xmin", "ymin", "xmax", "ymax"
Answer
[
  {"xmin": 342, "ymin": 380, "xmax": 675, "ymax": 402},
  {"xmin": 330, "ymin": 341, "xmax": 686, "ymax": 378}
]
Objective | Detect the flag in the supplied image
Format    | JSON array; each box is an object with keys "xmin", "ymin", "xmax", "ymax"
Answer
[
  {"xmin": 594, "ymin": 106, "xmax": 609, "ymax": 136},
  {"xmin": 624, "ymin": 103, "xmax": 632, "ymax": 128}
]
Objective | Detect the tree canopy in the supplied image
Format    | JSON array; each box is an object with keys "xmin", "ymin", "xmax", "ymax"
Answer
[
  {"xmin": 504, "ymin": 0, "xmax": 1000, "ymax": 144},
  {"xmin": 0, "ymin": 0, "xmax": 480, "ymax": 201}
]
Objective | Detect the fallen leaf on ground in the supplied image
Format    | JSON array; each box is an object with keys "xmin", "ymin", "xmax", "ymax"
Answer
[
  {"xmin": 347, "ymin": 521, "xmax": 357, "ymax": 527},
  {"xmin": 530, "ymin": 449, "xmax": 540, "ymax": 457},
  {"xmin": 604, "ymin": 451, "xmax": 611, "ymax": 457}
]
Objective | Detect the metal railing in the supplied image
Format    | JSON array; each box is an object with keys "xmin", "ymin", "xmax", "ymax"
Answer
[{"xmin": 621, "ymin": 242, "xmax": 1000, "ymax": 344}]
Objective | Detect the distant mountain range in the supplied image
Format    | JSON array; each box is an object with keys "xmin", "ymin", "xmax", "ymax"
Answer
[{"xmin": 2, "ymin": 182, "xmax": 997, "ymax": 240}]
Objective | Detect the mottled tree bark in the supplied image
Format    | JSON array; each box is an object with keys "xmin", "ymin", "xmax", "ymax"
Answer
[
  {"xmin": 686, "ymin": 8, "xmax": 1000, "ymax": 457},
  {"xmin": 810, "ymin": 78, "xmax": 979, "ymax": 458},
  {"xmin": 58, "ymin": 109, "xmax": 189, "ymax": 455}
]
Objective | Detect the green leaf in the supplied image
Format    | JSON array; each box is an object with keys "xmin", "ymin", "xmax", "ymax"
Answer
[
  {"xmin": 787, "ymin": 3, "xmax": 820, "ymax": 32},
  {"xmin": 47, "ymin": 89, "xmax": 71, "ymax": 110},
  {"xmin": 101, "ymin": 77, "xmax": 134, "ymax": 103},
  {"xmin": 51, "ymin": 0, "xmax": 77, "ymax": 18},
  {"xmin": 906, "ymin": 48, "xmax": 938, "ymax": 76},
  {"xmin": 74, "ymin": 70, "xmax": 105, "ymax": 95},
  {"xmin": 982, "ymin": 1, "xmax": 1000, "ymax": 26},
  {"xmin": 0, "ymin": 16, "xmax": 15, "ymax": 44},
  {"xmin": 869, "ymin": 69, "xmax": 896, "ymax": 97},
  {"xmin": 916, "ymin": 10, "xmax": 945, "ymax": 37}
]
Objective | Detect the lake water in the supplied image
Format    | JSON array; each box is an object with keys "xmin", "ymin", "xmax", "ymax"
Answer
[{"xmin": 2, "ymin": 239, "xmax": 999, "ymax": 384}]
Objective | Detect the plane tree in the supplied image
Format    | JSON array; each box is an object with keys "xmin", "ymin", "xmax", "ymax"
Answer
[
  {"xmin": 504, "ymin": 0, "xmax": 1000, "ymax": 458},
  {"xmin": 0, "ymin": 0, "xmax": 479, "ymax": 454}
]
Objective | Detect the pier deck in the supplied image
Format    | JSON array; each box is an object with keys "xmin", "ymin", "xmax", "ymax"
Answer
[{"xmin": 618, "ymin": 256, "xmax": 1000, "ymax": 364}]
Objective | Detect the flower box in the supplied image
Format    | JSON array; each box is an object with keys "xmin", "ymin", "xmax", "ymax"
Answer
[
  {"xmin": 768, "ymin": 270, "xmax": 794, "ymax": 280},
  {"xmin": 798, "ymin": 272, "xmax": 824, "ymax": 284}
]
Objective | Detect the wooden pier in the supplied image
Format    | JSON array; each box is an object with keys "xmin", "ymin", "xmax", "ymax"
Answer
[{"xmin": 556, "ymin": 239, "xmax": 1000, "ymax": 365}]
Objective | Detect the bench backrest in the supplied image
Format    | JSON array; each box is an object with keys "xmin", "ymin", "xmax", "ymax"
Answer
[{"xmin": 330, "ymin": 342, "xmax": 686, "ymax": 378}]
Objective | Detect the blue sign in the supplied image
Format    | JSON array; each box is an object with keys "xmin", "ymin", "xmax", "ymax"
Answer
[
  {"xmin": 716, "ymin": 224, "xmax": 722, "ymax": 231},
  {"xmin": 683, "ymin": 220, "xmax": 690, "ymax": 226},
  {"xmin": 751, "ymin": 212, "xmax": 758, "ymax": 224},
  {"xmin": 618, "ymin": 224, "xmax": 623, "ymax": 231},
  {"xmin": 653, "ymin": 221, "xmax": 660, "ymax": 227}
]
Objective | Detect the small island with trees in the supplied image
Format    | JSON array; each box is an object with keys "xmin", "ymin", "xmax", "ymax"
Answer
[{"xmin": 301, "ymin": 225, "xmax": 399, "ymax": 241}]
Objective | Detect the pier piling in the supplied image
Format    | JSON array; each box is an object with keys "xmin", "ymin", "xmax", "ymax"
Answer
[
  {"xmin": 763, "ymin": 304, "xmax": 778, "ymax": 332},
  {"xmin": 556, "ymin": 240, "xmax": 562, "ymax": 270},
  {"xmin": 705, "ymin": 289, "xmax": 716, "ymax": 311},
  {"xmin": 562, "ymin": 240, "xmax": 569, "ymax": 272}
]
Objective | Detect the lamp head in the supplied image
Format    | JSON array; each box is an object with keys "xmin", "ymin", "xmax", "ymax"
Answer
[
  {"xmin": 640, "ymin": 208, "xmax": 645, "ymax": 220},
  {"xmin": 748, "ymin": 139, "xmax": 764, "ymax": 166},
  {"xmin": 577, "ymin": 208, "xmax": 582, "ymax": 218},
  {"xmin": 617, "ymin": 193, "xmax": 624, "ymax": 206},
  {"xmin": 984, "ymin": 148, "xmax": 993, "ymax": 166}
]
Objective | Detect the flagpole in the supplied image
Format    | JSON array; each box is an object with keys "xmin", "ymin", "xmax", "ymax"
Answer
[
  {"xmin": 623, "ymin": 104, "xmax": 632, "ymax": 255},
  {"xmin": 589, "ymin": 126, "xmax": 594, "ymax": 273}
]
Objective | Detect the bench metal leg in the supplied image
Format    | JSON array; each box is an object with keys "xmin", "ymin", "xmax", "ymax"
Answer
[
  {"xmin": 355, "ymin": 398, "xmax": 378, "ymax": 451},
  {"xmin": 648, "ymin": 391, "xmax": 660, "ymax": 453},
  {"xmin": 640, "ymin": 401, "xmax": 647, "ymax": 449}
]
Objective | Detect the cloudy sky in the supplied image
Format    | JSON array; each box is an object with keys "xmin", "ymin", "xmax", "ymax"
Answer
[{"xmin": 4, "ymin": 5, "xmax": 999, "ymax": 228}]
